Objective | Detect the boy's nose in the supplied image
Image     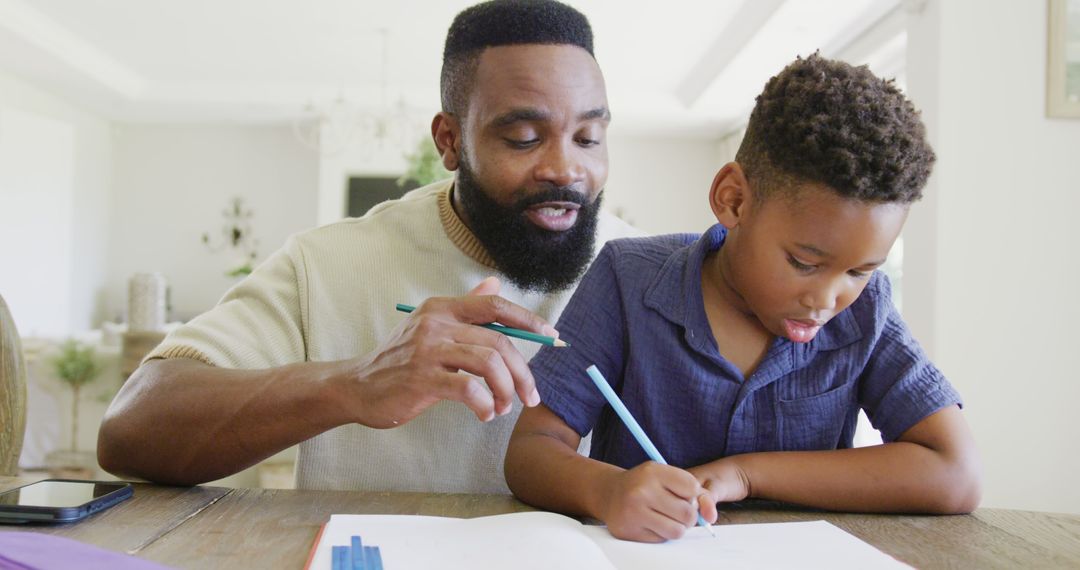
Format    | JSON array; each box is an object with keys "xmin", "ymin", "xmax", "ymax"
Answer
[{"xmin": 799, "ymin": 286, "xmax": 838, "ymax": 314}]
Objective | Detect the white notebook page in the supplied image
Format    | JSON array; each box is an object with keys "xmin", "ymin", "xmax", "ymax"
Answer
[{"xmin": 309, "ymin": 512, "xmax": 910, "ymax": 570}]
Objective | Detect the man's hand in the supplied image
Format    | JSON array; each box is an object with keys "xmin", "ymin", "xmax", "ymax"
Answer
[
  {"xmin": 344, "ymin": 276, "xmax": 555, "ymax": 429},
  {"xmin": 597, "ymin": 462, "xmax": 713, "ymax": 543}
]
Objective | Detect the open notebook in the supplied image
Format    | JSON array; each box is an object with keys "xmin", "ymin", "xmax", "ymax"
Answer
[{"xmin": 305, "ymin": 511, "xmax": 909, "ymax": 569}]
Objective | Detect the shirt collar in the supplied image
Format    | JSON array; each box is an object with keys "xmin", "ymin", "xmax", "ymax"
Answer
[
  {"xmin": 643, "ymin": 223, "xmax": 861, "ymax": 353},
  {"xmin": 436, "ymin": 180, "xmax": 498, "ymax": 269},
  {"xmin": 643, "ymin": 224, "xmax": 725, "ymax": 337}
]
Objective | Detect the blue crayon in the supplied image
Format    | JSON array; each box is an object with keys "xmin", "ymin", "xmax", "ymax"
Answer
[
  {"xmin": 364, "ymin": 546, "xmax": 384, "ymax": 570},
  {"xmin": 350, "ymin": 536, "xmax": 365, "ymax": 570},
  {"xmin": 332, "ymin": 545, "xmax": 348, "ymax": 570}
]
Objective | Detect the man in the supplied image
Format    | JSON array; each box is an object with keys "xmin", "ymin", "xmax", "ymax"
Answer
[{"xmin": 97, "ymin": 0, "xmax": 640, "ymax": 493}]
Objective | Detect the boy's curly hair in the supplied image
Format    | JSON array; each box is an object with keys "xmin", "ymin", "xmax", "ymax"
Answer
[
  {"xmin": 441, "ymin": 0, "xmax": 594, "ymax": 117},
  {"xmin": 736, "ymin": 53, "xmax": 934, "ymax": 204}
]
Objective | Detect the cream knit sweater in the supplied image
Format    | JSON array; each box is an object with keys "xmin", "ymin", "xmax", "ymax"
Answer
[{"xmin": 148, "ymin": 179, "xmax": 642, "ymax": 493}]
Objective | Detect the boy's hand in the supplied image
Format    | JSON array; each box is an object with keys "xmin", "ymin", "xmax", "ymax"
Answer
[
  {"xmin": 598, "ymin": 461, "xmax": 713, "ymax": 543},
  {"xmin": 688, "ymin": 458, "xmax": 751, "ymax": 522}
]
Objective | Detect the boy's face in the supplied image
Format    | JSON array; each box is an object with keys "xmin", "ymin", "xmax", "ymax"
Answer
[{"xmin": 717, "ymin": 179, "xmax": 908, "ymax": 343}]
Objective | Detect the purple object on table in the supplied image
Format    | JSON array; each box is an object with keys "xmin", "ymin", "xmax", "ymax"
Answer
[{"xmin": 0, "ymin": 532, "xmax": 174, "ymax": 570}]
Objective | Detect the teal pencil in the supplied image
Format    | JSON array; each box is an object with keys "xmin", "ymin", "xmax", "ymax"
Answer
[{"xmin": 395, "ymin": 304, "xmax": 569, "ymax": 347}]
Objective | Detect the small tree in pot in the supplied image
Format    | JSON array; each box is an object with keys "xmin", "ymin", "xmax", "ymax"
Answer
[{"xmin": 50, "ymin": 340, "xmax": 102, "ymax": 454}]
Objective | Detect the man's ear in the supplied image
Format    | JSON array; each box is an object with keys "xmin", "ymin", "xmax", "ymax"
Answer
[
  {"xmin": 709, "ymin": 162, "xmax": 753, "ymax": 228},
  {"xmin": 431, "ymin": 112, "xmax": 462, "ymax": 171}
]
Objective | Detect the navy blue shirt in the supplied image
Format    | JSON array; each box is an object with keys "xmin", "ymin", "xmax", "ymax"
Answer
[{"xmin": 532, "ymin": 225, "xmax": 962, "ymax": 470}]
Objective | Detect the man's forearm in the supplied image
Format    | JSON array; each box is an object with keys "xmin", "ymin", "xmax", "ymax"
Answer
[
  {"xmin": 98, "ymin": 358, "xmax": 354, "ymax": 485},
  {"xmin": 716, "ymin": 441, "xmax": 981, "ymax": 514}
]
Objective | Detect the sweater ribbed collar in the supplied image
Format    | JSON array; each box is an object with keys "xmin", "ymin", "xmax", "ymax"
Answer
[{"xmin": 437, "ymin": 183, "xmax": 498, "ymax": 269}]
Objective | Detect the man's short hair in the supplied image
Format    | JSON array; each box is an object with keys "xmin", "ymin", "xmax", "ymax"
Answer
[
  {"xmin": 736, "ymin": 53, "xmax": 935, "ymax": 204},
  {"xmin": 441, "ymin": 0, "xmax": 595, "ymax": 116}
]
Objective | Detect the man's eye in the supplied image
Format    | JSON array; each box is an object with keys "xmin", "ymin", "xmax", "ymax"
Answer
[{"xmin": 787, "ymin": 255, "xmax": 816, "ymax": 273}]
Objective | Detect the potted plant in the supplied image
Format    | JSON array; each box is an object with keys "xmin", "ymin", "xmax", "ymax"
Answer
[
  {"xmin": 398, "ymin": 138, "xmax": 450, "ymax": 188},
  {"xmin": 46, "ymin": 340, "xmax": 102, "ymax": 477},
  {"xmin": 202, "ymin": 197, "xmax": 259, "ymax": 277}
]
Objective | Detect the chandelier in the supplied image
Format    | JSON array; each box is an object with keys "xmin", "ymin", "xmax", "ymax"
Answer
[{"xmin": 293, "ymin": 29, "xmax": 418, "ymax": 156}]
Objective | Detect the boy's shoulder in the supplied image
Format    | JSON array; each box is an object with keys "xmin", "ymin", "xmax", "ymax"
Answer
[
  {"xmin": 852, "ymin": 271, "xmax": 893, "ymax": 315},
  {"xmin": 840, "ymin": 270, "xmax": 902, "ymax": 343},
  {"xmin": 591, "ymin": 230, "xmax": 720, "ymax": 296},
  {"xmin": 599, "ymin": 233, "xmax": 700, "ymax": 267},
  {"xmin": 585, "ymin": 233, "xmax": 704, "ymax": 312}
]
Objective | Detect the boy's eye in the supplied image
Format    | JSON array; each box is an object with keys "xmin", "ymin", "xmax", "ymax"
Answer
[
  {"xmin": 847, "ymin": 269, "xmax": 872, "ymax": 280},
  {"xmin": 787, "ymin": 254, "xmax": 816, "ymax": 273},
  {"xmin": 505, "ymin": 138, "xmax": 540, "ymax": 149}
]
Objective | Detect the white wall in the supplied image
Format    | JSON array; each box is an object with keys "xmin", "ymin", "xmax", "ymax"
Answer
[
  {"xmin": 0, "ymin": 108, "xmax": 74, "ymax": 337},
  {"xmin": 906, "ymin": 0, "xmax": 1080, "ymax": 514},
  {"xmin": 109, "ymin": 125, "xmax": 320, "ymax": 321},
  {"xmin": 315, "ymin": 127, "xmax": 414, "ymax": 226},
  {"xmin": 605, "ymin": 131, "xmax": 722, "ymax": 235},
  {"xmin": 0, "ymin": 69, "xmax": 113, "ymax": 336},
  {"xmin": 313, "ymin": 126, "xmax": 723, "ymax": 237}
]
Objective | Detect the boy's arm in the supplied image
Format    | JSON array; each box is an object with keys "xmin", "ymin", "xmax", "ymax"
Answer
[
  {"xmin": 505, "ymin": 404, "xmax": 710, "ymax": 542},
  {"xmin": 690, "ymin": 405, "xmax": 981, "ymax": 513}
]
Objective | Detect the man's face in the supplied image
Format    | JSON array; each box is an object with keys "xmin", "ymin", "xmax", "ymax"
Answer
[
  {"xmin": 721, "ymin": 185, "xmax": 908, "ymax": 343},
  {"xmin": 451, "ymin": 44, "xmax": 610, "ymax": 293}
]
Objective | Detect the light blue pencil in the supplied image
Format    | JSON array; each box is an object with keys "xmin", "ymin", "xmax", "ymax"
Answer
[{"xmin": 585, "ymin": 365, "xmax": 717, "ymax": 538}]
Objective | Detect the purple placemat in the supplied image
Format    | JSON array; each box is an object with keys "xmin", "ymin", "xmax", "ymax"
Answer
[{"xmin": 0, "ymin": 532, "xmax": 174, "ymax": 570}]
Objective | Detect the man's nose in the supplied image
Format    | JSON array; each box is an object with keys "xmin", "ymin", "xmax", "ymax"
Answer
[{"xmin": 533, "ymin": 140, "xmax": 585, "ymax": 188}]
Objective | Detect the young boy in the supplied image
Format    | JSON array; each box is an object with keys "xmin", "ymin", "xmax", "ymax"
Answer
[{"xmin": 504, "ymin": 54, "xmax": 981, "ymax": 543}]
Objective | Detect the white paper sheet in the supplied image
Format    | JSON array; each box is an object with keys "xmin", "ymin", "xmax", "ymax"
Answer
[
  {"xmin": 583, "ymin": 520, "xmax": 911, "ymax": 570},
  {"xmin": 309, "ymin": 512, "xmax": 616, "ymax": 570},
  {"xmin": 308, "ymin": 512, "xmax": 910, "ymax": 570}
]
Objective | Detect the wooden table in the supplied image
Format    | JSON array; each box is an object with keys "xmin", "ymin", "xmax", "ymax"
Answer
[{"xmin": 2, "ymin": 477, "xmax": 1078, "ymax": 569}]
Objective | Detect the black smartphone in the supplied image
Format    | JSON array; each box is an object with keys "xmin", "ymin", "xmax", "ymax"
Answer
[{"xmin": 0, "ymin": 479, "xmax": 133, "ymax": 524}]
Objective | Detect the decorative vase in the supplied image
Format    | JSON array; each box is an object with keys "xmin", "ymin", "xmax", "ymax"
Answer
[
  {"xmin": 0, "ymin": 294, "xmax": 27, "ymax": 476},
  {"xmin": 128, "ymin": 272, "xmax": 167, "ymax": 332}
]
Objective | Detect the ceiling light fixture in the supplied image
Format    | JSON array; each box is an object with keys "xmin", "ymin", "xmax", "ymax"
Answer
[{"xmin": 293, "ymin": 29, "xmax": 417, "ymax": 157}]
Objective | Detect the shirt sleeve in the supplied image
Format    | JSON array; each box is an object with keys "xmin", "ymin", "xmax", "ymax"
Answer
[
  {"xmin": 145, "ymin": 237, "xmax": 308, "ymax": 369},
  {"xmin": 858, "ymin": 274, "xmax": 963, "ymax": 442},
  {"xmin": 530, "ymin": 242, "xmax": 628, "ymax": 437}
]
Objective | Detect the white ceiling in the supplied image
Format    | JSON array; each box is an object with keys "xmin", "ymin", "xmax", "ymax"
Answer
[{"xmin": 0, "ymin": 0, "xmax": 907, "ymax": 137}]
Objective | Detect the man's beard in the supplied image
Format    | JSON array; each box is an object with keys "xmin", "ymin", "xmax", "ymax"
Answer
[{"xmin": 455, "ymin": 158, "xmax": 602, "ymax": 294}]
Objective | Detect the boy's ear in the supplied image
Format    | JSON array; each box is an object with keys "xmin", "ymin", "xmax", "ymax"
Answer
[
  {"xmin": 709, "ymin": 162, "xmax": 753, "ymax": 228},
  {"xmin": 431, "ymin": 112, "xmax": 462, "ymax": 171}
]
